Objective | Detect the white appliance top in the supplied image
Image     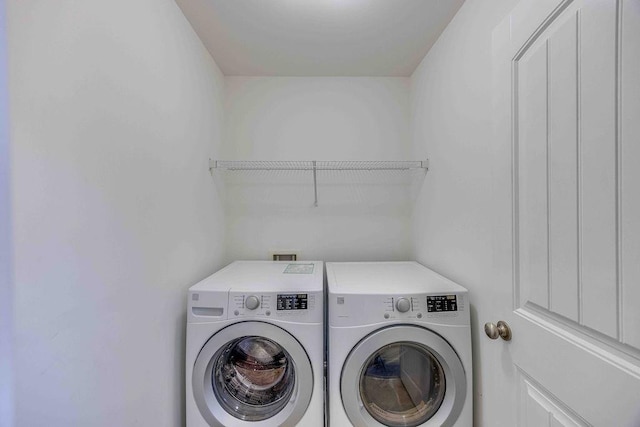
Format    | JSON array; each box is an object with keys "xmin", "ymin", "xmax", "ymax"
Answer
[
  {"xmin": 326, "ymin": 261, "xmax": 467, "ymax": 295},
  {"xmin": 190, "ymin": 261, "xmax": 324, "ymax": 293}
]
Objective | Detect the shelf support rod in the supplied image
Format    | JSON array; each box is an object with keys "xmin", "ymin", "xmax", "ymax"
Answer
[{"xmin": 312, "ymin": 161, "xmax": 318, "ymax": 207}]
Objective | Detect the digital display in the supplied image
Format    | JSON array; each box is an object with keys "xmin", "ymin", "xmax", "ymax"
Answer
[
  {"xmin": 277, "ymin": 294, "xmax": 308, "ymax": 310},
  {"xmin": 427, "ymin": 295, "xmax": 457, "ymax": 312}
]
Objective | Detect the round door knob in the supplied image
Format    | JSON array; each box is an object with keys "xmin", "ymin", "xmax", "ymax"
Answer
[
  {"xmin": 245, "ymin": 295, "xmax": 260, "ymax": 310},
  {"xmin": 484, "ymin": 320, "xmax": 512, "ymax": 341},
  {"xmin": 396, "ymin": 298, "xmax": 411, "ymax": 313}
]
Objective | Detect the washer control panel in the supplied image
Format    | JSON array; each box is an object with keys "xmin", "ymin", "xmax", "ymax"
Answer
[
  {"xmin": 231, "ymin": 293, "xmax": 273, "ymax": 316},
  {"xmin": 245, "ymin": 295, "xmax": 261, "ymax": 310},
  {"xmin": 395, "ymin": 297, "xmax": 411, "ymax": 313},
  {"xmin": 228, "ymin": 291, "xmax": 321, "ymax": 323},
  {"xmin": 277, "ymin": 293, "xmax": 308, "ymax": 310}
]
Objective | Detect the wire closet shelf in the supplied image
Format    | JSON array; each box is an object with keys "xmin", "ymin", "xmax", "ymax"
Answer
[
  {"xmin": 210, "ymin": 160, "xmax": 428, "ymax": 171},
  {"xmin": 209, "ymin": 160, "xmax": 429, "ymax": 206}
]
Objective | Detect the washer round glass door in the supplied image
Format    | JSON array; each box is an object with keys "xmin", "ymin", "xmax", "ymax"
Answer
[
  {"xmin": 213, "ymin": 336, "xmax": 295, "ymax": 420},
  {"xmin": 192, "ymin": 322, "xmax": 313, "ymax": 427},
  {"xmin": 341, "ymin": 325, "xmax": 466, "ymax": 427}
]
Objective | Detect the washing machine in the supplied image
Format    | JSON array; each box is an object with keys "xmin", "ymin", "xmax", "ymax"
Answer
[
  {"xmin": 186, "ymin": 261, "xmax": 324, "ymax": 427},
  {"xmin": 327, "ymin": 262, "xmax": 472, "ymax": 427}
]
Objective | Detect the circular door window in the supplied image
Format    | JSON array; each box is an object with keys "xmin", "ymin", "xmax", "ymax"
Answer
[
  {"xmin": 192, "ymin": 322, "xmax": 313, "ymax": 427},
  {"xmin": 341, "ymin": 326, "xmax": 466, "ymax": 427},
  {"xmin": 359, "ymin": 342, "xmax": 445, "ymax": 427},
  {"xmin": 212, "ymin": 336, "xmax": 296, "ymax": 421}
]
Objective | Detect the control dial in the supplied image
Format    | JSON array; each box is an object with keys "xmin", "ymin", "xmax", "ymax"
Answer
[
  {"xmin": 245, "ymin": 295, "xmax": 260, "ymax": 310},
  {"xmin": 396, "ymin": 297, "xmax": 411, "ymax": 313}
]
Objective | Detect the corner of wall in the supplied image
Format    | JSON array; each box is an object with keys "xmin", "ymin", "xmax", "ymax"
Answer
[{"xmin": 0, "ymin": 0, "xmax": 14, "ymax": 423}]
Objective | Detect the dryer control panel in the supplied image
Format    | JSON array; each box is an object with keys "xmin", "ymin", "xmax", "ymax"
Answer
[
  {"xmin": 427, "ymin": 295, "xmax": 458, "ymax": 312},
  {"xmin": 330, "ymin": 292, "xmax": 469, "ymax": 327}
]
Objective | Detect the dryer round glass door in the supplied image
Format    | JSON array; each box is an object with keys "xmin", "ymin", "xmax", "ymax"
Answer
[
  {"xmin": 359, "ymin": 342, "xmax": 446, "ymax": 426},
  {"xmin": 341, "ymin": 325, "xmax": 466, "ymax": 427},
  {"xmin": 192, "ymin": 322, "xmax": 313, "ymax": 427}
]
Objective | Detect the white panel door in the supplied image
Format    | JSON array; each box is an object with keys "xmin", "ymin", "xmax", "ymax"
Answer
[{"xmin": 491, "ymin": 0, "xmax": 640, "ymax": 425}]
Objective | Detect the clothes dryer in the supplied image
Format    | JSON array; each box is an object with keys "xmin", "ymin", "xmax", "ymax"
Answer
[
  {"xmin": 186, "ymin": 261, "xmax": 324, "ymax": 427},
  {"xmin": 327, "ymin": 262, "xmax": 472, "ymax": 427}
]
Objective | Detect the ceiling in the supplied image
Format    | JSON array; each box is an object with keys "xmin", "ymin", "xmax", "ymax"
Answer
[{"xmin": 175, "ymin": 0, "xmax": 465, "ymax": 77}]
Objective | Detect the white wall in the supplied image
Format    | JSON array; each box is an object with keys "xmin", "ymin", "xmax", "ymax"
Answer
[
  {"xmin": 0, "ymin": 0, "xmax": 14, "ymax": 424},
  {"xmin": 409, "ymin": 0, "xmax": 518, "ymax": 425},
  {"xmin": 223, "ymin": 77, "xmax": 414, "ymax": 262},
  {"xmin": 7, "ymin": 0, "xmax": 226, "ymax": 425}
]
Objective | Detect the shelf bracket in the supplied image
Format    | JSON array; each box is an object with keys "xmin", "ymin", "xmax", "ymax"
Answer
[{"xmin": 312, "ymin": 160, "xmax": 318, "ymax": 207}]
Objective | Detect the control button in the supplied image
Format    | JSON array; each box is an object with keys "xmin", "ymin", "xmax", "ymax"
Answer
[
  {"xmin": 396, "ymin": 298, "xmax": 411, "ymax": 313},
  {"xmin": 384, "ymin": 313, "xmax": 390, "ymax": 319},
  {"xmin": 234, "ymin": 310, "xmax": 239, "ymax": 316},
  {"xmin": 266, "ymin": 310, "xmax": 271, "ymax": 316},
  {"xmin": 245, "ymin": 295, "xmax": 260, "ymax": 310},
  {"xmin": 417, "ymin": 313, "xmax": 423, "ymax": 319}
]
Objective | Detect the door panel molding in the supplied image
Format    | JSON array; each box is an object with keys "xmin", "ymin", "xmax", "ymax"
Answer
[
  {"xmin": 516, "ymin": 367, "xmax": 589, "ymax": 427},
  {"xmin": 620, "ymin": 0, "xmax": 640, "ymax": 350},
  {"xmin": 516, "ymin": 307, "xmax": 640, "ymax": 379},
  {"xmin": 512, "ymin": 0, "xmax": 576, "ymax": 63},
  {"xmin": 510, "ymin": 311, "xmax": 640, "ymax": 423},
  {"xmin": 511, "ymin": 0, "xmax": 634, "ymax": 349}
]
